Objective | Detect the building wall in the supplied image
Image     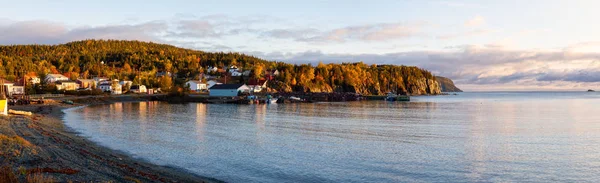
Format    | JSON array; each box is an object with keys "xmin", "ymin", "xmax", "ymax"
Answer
[
  {"xmin": 99, "ymin": 85, "xmax": 111, "ymax": 92},
  {"xmin": 78, "ymin": 81, "xmax": 95, "ymax": 88},
  {"xmin": 139, "ymin": 86, "xmax": 147, "ymax": 93},
  {"xmin": 207, "ymin": 81, "xmax": 219, "ymax": 89},
  {"xmin": 62, "ymin": 83, "xmax": 78, "ymax": 91},
  {"xmin": 9, "ymin": 86, "xmax": 24, "ymax": 95},
  {"xmin": 209, "ymin": 89, "xmax": 240, "ymax": 97},
  {"xmin": 198, "ymin": 84, "xmax": 207, "ymax": 90}
]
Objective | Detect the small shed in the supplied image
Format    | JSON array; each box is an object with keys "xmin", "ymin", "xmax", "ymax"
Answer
[{"xmin": 209, "ymin": 84, "xmax": 250, "ymax": 97}]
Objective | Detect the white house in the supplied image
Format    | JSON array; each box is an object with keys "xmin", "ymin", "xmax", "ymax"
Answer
[
  {"xmin": 0, "ymin": 79, "xmax": 24, "ymax": 96},
  {"xmin": 207, "ymin": 80, "xmax": 223, "ymax": 89},
  {"xmin": 130, "ymin": 85, "xmax": 147, "ymax": 93},
  {"xmin": 231, "ymin": 71, "xmax": 243, "ymax": 77},
  {"xmin": 185, "ymin": 80, "xmax": 208, "ymax": 91},
  {"xmin": 228, "ymin": 65, "xmax": 239, "ymax": 73},
  {"xmin": 247, "ymin": 79, "xmax": 268, "ymax": 93},
  {"xmin": 209, "ymin": 84, "xmax": 250, "ymax": 97},
  {"xmin": 45, "ymin": 74, "xmax": 69, "ymax": 83},
  {"xmin": 206, "ymin": 66, "xmax": 218, "ymax": 73}
]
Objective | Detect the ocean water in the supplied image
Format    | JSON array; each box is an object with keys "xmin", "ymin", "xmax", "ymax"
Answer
[{"xmin": 63, "ymin": 92, "xmax": 600, "ymax": 182}]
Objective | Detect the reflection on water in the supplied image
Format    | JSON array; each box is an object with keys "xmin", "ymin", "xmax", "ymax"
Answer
[{"xmin": 64, "ymin": 92, "xmax": 600, "ymax": 182}]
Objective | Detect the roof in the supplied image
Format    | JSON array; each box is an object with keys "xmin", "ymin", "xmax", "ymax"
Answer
[
  {"xmin": 0, "ymin": 79, "xmax": 14, "ymax": 84},
  {"xmin": 47, "ymin": 74, "xmax": 67, "ymax": 78},
  {"xmin": 77, "ymin": 79, "xmax": 95, "ymax": 82},
  {"xmin": 25, "ymin": 72, "xmax": 38, "ymax": 78},
  {"xmin": 56, "ymin": 81, "xmax": 77, "ymax": 84},
  {"xmin": 209, "ymin": 84, "xmax": 246, "ymax": 90},
  {"xmin": 207, "ymin": 80, "xmax": 223, "ymax": 84},
  {"xmin": 247, "ymin": 79, "xmax": 268, "ymax": 86},
  {"xmin": 186, "ymin": 80, "xmax": 205, "ymax": 84}
]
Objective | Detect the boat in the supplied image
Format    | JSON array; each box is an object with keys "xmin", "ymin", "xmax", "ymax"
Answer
[
  {"xmin": 289, "ymin": 96, "xmax": 302, "ymax": 101},
  {"xmin": 266, "ymin": 98, "xmax": 278, "ymax": 104},
  {"xmin": 588, "ymin": 89, "xmax": 595, "ymax": 92},
  {"xmin": 385, "ymin": 92, "xmax": 410, "ymax": 102},
  {"xmin": 62, "ymin": 100, "xmax": 74, "ymax": 105},
  {"xmin": 264, "ymin": 94, "xmax": 277, "ymax": 104}
]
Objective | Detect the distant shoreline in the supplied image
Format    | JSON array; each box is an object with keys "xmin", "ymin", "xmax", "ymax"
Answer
[{"xmin": 1, "ymin": 98, "xmax": 222, "ymax": 182}]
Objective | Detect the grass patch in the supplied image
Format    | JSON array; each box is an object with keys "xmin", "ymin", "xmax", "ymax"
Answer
[
  {"xmin": 0, "ymin": 134, "xmax": 38, "ymax": 160},
  {"xmin": 124, "ymin": 176, "xmax": 143, "ymax": 183},
  {"xmin": 0, "ymin": 166, "xmax": 18, "ymax": 183},
  {"xmin": 26, "ymin": 173, "xmax": 55, "ymax": 183}
]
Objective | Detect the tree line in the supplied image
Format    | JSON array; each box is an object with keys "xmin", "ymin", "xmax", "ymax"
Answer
[{"xmin": 0, "ymin": 39, "xmax": 440, "ymax": 95}]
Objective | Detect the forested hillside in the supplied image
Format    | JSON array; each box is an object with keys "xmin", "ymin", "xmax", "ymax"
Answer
[{"xmin": 0, "ymin": 40, "xmax": 440, "ymax": 95}]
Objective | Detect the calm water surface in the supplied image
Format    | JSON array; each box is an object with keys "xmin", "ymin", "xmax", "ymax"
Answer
[{"xmin": 64, "ymin": 92, "xmax": 600, "ymax": 182}]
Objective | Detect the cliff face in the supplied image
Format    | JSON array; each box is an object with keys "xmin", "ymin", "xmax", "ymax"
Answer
[
  {"xmin": 435, "ymin": 76, "xmax": 463, "ymax": 92},
  {"xmin": 404, "ymin": 78, "xmax": 441, "ymax": 95},
  {"xmin": 271, "ymin": 79, "xmax": 441, "ymax": 96}
]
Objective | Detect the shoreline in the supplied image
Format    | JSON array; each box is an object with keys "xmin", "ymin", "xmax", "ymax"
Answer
[{"xmin": 0, "ymin": 97, "xmax": 223, "ymax": 182}]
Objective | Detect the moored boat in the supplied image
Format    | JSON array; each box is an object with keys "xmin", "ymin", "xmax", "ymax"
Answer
[
  {"xmin": 266, "ymin": 98, "xmax": 278, "ymax": 104},
  {"xmin": 385, "ymin": 92, "xmax": 410, "ymax": 102}
]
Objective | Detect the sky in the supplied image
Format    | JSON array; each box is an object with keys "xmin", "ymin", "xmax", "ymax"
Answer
[{"xmin": 1, "ymin": 0, "xmax": 600, "ymax": 91}]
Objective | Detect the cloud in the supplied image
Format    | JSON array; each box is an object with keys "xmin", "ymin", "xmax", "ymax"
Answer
[
  {"xmin": 249, "ymin": 43, "xmax": 600, "ymax": 90},
  {"xmin": 433, "ymin": 1, "xmax": 483, "ymax": 8},
  {"xmin": 166, "ymin": 15, "xmax": 270, "ymax": 39},
  {"xmin": 2, "ymin": 16, "xmax": 600, "ymax": 91},
  {"xmin": 1, "ymin": 16, "xmax": 425, "ymax": 47},
  {"xmin": 563, "ymin": 41, "xmax": 600, "ymax": 53},
  {"xmin": 464, "ymin": 15, "xmax": 485, "ymax": 27},
  {"xmin": 437, "ymin": 29, "xmax": 494, "ymax": 40},
  {"xmin": 0, "ymin": 20, "xmax": 167, "ymax": 44},
  {"xmin": 262, "ymin": 28, "xmax": 321, "ymax": 40},
  {"xmin": 168, "ymin": 20, "xmax": 222, "ymax": 38},
  {"xmin": 262, "ymin": 22, "xmax": 424, "ymax": 43},
  {"xmin": 0, "ymin": 15, "xmax": 276, "ymax": 45}
]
